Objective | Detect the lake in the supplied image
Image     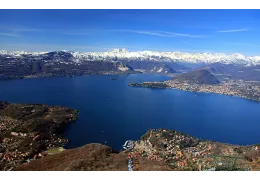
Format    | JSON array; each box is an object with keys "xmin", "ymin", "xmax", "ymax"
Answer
[{"xmin": 0, "ymin": 74, "xmax": 260, "ymax": 150}]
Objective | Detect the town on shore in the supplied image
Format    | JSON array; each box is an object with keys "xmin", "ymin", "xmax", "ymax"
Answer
[
  {"xmin": 129, "ymin": 69, "xmax": 260, "ymax": 102},
  {"xmin": 130, "ymin": 129, "xmax": 260, "ymax": 171}
]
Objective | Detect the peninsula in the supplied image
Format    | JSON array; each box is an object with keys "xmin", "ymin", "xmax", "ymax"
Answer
[
  {"xmin": 0, "ymin": 102, "xmax": 78, "ymax": 171},
  {"xmin": 129, "ymin": 69, "xmax": 260, "ymax": 102}
]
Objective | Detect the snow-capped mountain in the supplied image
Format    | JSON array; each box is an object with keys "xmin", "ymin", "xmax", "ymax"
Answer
[
  {"xmin": 1, "ymin": 49, "xmax": 260, "ymax": 66},
  {"xmin": 1, "ymin": 49, "xmax": 260, "ymax": 81},
  {"xmin": 0, "ymin": 50, "xmax": 47, "ymax": 57},
  {"xmin": 65, "ymin": 50, "xmax": 260, "ymax": 66}
]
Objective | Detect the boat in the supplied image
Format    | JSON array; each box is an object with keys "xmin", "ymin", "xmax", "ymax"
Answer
[
  {"xmin": 122, "ymin": 140, "xmax": 134, "ymax": 150},
  {"xmin": 109, "ymin": 77, "xmax": 116, "ymax": 80}
]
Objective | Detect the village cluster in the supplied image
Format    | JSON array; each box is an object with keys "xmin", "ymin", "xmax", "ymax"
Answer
[
  {"xmin": 129, "ymin": 129, "xmax": 260, "ymax": 171},
  {"xmin": 166, "ymin": 79, "xmax": 260, "ymax": 101}
]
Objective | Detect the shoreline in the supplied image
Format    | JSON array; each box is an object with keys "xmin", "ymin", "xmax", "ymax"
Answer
[
  {"xmin": 0, "ymin": 71, "xmax": 177, "ymax": 82},
  {"xmin": 169, "ymin": 86, "xmax": 260, "ymax": 103},
  {"xmin": 129, "ymin": 81, "xmax": 260, "ymax": 103},
  {"xmin": 0, "ymin": 71, "xmax": 143, "ymax": 82}
]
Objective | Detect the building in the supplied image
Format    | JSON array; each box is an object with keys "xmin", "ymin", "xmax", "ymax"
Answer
[{"xmin": 10, "ymin": 132, "xmax": 19, "ymax": 136}]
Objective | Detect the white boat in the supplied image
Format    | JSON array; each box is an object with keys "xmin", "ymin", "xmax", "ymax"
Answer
[{"xmin": 122, "ymin": 140, "xmax": 134, "ymax": 150}]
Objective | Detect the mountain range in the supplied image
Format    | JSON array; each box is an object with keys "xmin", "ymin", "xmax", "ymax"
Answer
[
  {"xmin": 1, "ymin": 49, "xmax": 260, "ymax": 81},
  {"xmin": 2, "ymin": 48, "xmax": 260, "ymax": 66}
]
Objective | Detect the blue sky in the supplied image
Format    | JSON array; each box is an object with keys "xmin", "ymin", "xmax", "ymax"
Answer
[{"xmin": 0, "ymin": 9, "xmax": 260, "ymax": 55}]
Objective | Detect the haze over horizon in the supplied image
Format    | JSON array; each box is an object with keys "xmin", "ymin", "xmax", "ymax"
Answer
[{"xmin": 1, "ymin": 9, "xmax": 260, "ymax": 56}]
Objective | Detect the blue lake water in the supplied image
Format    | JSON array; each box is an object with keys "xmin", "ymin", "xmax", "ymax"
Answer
[{"xmin": 0, "ymin": 74, "xmax": 260, "ymax": 150}]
